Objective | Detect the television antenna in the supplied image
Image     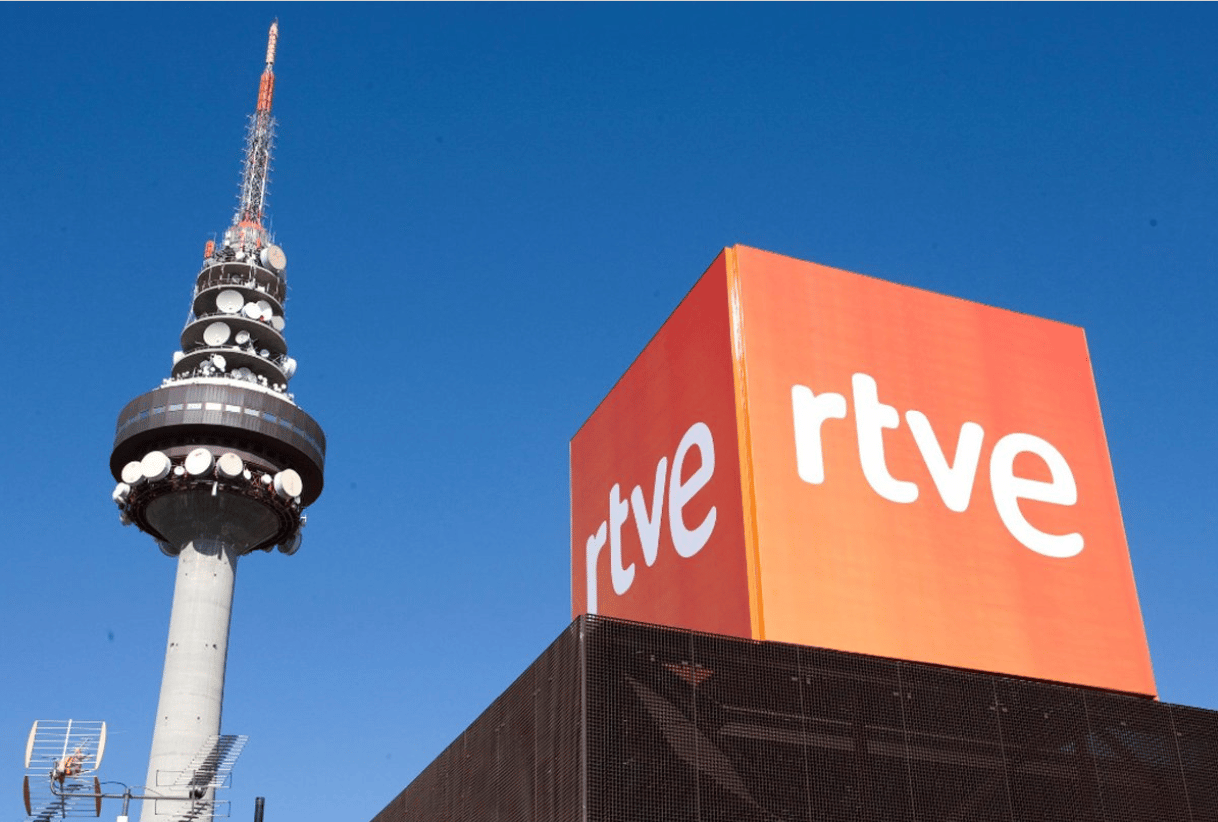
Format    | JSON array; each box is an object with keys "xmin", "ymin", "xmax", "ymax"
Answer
[
  {"xmin": 23, "ymin": 720, "xmax": 105, "ymax": 819},
  {"xmin": 21, "ymin": 721, "xmax": 247, "ymax": 822}
]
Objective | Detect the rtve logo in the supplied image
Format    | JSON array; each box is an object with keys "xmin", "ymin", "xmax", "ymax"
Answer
[
  {"xmin": 793, "ymin": 372, "xmax": 1083, "ymax": 559},
  {"xmin": 584, "ymin": 371, "xmax": 1084, "ymax": 615},
  {"xmin": 584, "ymin": 422, "xmax": 717, "ymax": 614}
]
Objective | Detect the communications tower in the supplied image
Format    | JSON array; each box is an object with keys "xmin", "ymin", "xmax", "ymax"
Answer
[{"xmin": 108, "ymin": 21, "xmax": 325, "ymax": 820}]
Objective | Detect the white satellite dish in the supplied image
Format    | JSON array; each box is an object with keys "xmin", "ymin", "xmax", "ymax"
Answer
[
  {"xmin": 270, "ymin": 315, "xmax": 285, "ymax": 332},
  {"xmin": 255, "ymin": 300, "xmax": 272, "ymax": 321},
  {"xmin": 121, "ymin": 461, "xmax": 145, "ymax": 485},
  {"xmin": 217, "ymin": 453, "xmax": 244, "ymax": 478},
  {"xmin": 242, "ymin": 302, "xmax": 261, "ymax": 320},
  {"xmin": 211, "ymin": 354, "xmax": 227, "ymax": 372},
  {"xmin": 273, "ymin": 469, "xmax": 303, "ymax": 499},
  {"xmin": 236, "ymin": 367, "xmax": 253, "ymax": 381},
  {"xmin": 203, "ymin": 321, "xmax": 231, "ymax": 346},
  {"xmin": 260, "ymin": 244, "xmax": 287, "ymax": 273},
  {"xmin": 234, "ymin": 330, "xmax": 251, "ymax": 346},
  {"xmin": 216, "ymin": 289, "xmax": 244, "ymax": 314},
  {"xmin": 112, "ymin": 482, "xmax": 130, "ymax": 503},
  {"xmin": 184, "ymin": 448, "xmax": 213, "ymax": 477},
  {"xmin": 140, "ymin": 451, "xmax": 171, "ymax": 482},
  {"xmin": 259, "ymin": 348, "xmax": 270, "ymax": 358},
  {"xmin": 282, "ymin": 357, "xmax": 297, "ymax": 379},
  {"xmin": 172, "ymin": 350, "xmax": 185, "ymax": 364},
  {"xmin": 278, "ymin": 532, "xmax": 303, "ymax": 555}
]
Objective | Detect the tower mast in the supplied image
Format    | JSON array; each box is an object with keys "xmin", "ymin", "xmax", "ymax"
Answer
[
  {"xmin": 109, "ymin": 22, "xmax": 325, "ymax": 821},
  {"xmin": 231, "ymin": 20, "xmax": 278, "ymax": 250}
]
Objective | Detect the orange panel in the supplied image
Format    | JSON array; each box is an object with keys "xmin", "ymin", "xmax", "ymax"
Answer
[
  {"xmin": 733, "ymin": 246, "xmax": 1154, "ymax": 696},
  {"xmin": 570, "ymin": 252, "xmax": 751, "ymax": 637}
]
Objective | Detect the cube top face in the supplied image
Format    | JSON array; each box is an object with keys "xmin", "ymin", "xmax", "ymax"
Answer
[{"xmin": 572, "ymin": 245, "xmax": 1155, "ymax": 697}]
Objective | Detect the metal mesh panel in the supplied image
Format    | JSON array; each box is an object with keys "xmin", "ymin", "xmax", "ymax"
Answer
[
  {"xmin": 586, "ymin": 617, "xmax": 698, "ymax": 822},
  {"xmin": 800, "ymin": 646, "xmax": 911, "ymax": 822},
  {"xmin": 900, "ymin": 665, "xmax": 1011, "ymax": 821},
  {"xmin": 1172, "ymin": 704, "xmax": 1218, "ymax": 821},
  {"xmin": 691, "ymin": 631, "xmax": 806, "ymax": 822},
  {"xmin": 994, "ymin": 678, "xmax": 1102, "ymax": 822},
  {"xmin": 580, "ymin": 617, "xmax": 1218, "ymax": 822},
  {"xmin": 1084, "ymin": 689, "xmax": 1192, "ymax": 822},
  {"xmin": 370, "ymin": 615, "xmax": 1218, "ymax": 822}
]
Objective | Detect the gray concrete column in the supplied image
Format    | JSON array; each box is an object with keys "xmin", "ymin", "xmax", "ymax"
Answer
[{"xmin": 141, "ymin": 539, "xmax": 238, "ymax": 821}]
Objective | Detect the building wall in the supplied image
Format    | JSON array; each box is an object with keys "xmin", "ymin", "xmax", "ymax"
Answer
[{"xmin": 373, "ymin": 616, "xmax": 1218, "ymax": 822}]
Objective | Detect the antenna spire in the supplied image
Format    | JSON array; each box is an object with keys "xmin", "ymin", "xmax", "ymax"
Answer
[
  {"xmin": 257, "ymin": 20, "xmax": 278, "ymax": 112},
  {"xmin": 229, "ymin": 20, "xmax": 279, "ymax": 249}
]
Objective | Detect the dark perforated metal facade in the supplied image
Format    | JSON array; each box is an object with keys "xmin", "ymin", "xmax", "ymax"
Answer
[{"xmin": 372, "ymin": 616, "xmax": 1218, "ymax": 822}]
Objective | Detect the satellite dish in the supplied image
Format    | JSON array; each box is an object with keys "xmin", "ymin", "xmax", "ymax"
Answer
[
  {"xmin": 112, "ymin": 482, "xmax": 130, "ymax": 503},
  {"xmin": 216, "ymin": 290, "xmax": 244, "ymax": 314},
  {"xmin": 242, "ymin": 302, "xmax": 261, "ymax": 320},
  {"xmin": 273, "ymin": 469, "xmax": 303, "ymax": 499},
  {"xmin": 260, "ymin": 244, "xmax": 287, "ymax": 273},
  {"xmin": 217, "ymin": 453, "xmax": 244, "ymax": 478},
  {"xmin": 203, "ymin": 321, "xmax": 231, "ymax": 346},
  {"xmin": 211, "ymin": 354, "xmax": 227, "ymax": 372},
  {"xmin": 140, "ymin": 451, "xmax": 171, "ymax": 482},
  {"xmin": 236, "ymin": 367, "xmax": 253, "ymax": 381},
  {"xmin": 184, "ymin": 448, "xmax": 213, "ymax": 477},
  {"xmin": 172, "ymin": 350, "xmax": 185, "ymax": 364},
  {"xmin": 234, "ymin": 330, "xmax": 251, "ymax": 346},
  {"xmin": 259, "ymin": 348, "xmax": 270, "ymax": 358},
  {"xmin": 278, "ymin": 532, "xmax": 303, "ymax": 555},
  {"xmin": 270, "ymin": 315, "xmax": 285, "ymax": 332},
  {"xmin": 121, "ymin": 461, "xmax": 145, "ymax": 485},
  {"xmin": 282, "ymin": 357, "xmax": 297, "ymax": 379},
  {"xmin": 255, "ymin": 300, "xmax": 272, "ymax": 321}
]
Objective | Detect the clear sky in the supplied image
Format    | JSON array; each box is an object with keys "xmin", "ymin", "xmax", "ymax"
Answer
[{"xmin": 2, "ymin": 4, "xmax": 1215, "ymax": 821}]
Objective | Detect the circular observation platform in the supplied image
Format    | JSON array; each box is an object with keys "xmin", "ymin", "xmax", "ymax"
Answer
[{"xmin": 111, "ymin": 379, "xmax": 325, "ymax": 506}]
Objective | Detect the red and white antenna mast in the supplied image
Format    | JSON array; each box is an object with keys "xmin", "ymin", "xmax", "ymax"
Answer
[{"xmin": 227, "ymin": 20, "xmax": 279, "ymax": 251}]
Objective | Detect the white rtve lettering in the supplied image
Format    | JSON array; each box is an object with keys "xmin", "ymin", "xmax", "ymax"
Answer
[
  {"xmin": 791, "ymin": 373, "xmax": 1083, "ymax": 559},
  {"xmin": 585, "ymin": 421, "xmax": 717, "ymax": 614}
]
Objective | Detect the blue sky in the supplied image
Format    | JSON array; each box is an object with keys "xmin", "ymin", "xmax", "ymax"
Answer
[{"xmin": 2, "ymin": 4, "xmax": 1215, "ymax": 821}]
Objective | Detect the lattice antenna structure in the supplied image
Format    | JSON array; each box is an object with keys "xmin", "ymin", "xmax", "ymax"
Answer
[
  {"xmin": 21, "ymin": 722, "xmax": 249, "ymax": 822},
  {"xmin": 22, "ymin": 720, "xmax": 106, "ymax": 820},
  {"xmin": 150, "ymin": 735, "xmax": 248, "ymax": 821},
  {"xmin": 228, "ymin": 20, "xmax": 278, "ymax": 252},
  {"xmin": 108, "ymin": 21, "xmax": 324, "ymax": 822}
]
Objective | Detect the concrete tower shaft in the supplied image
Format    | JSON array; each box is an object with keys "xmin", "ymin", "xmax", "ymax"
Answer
[{"xmin": 108, "ymin": 22, "xmax": 324, "ymax": 821}]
